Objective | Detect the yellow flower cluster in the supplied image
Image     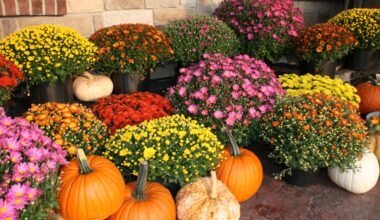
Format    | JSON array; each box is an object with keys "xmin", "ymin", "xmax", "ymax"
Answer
[
  {"xmin": 104, "ymin": 114, "xmax": 224, "ymax": 186},
  {"xmin": 0, "ymin": 24, "xmax": 97, "ymax": 86},
  {"xmin": 279, "ymin": 73, "xmax": 360, "ymax": 107},
  {"xmin": 328, "ymin": 8, "xmax": 380, "ymax": 49}
]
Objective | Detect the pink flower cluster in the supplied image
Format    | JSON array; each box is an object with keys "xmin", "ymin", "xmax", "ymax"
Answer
[
  {"xmin": 215, "ymin": 0, "xmax": 304, "ymax": 41},
  {"xmin": 168, "ymin": 54, "xmax": 284, "ymax": 128},
  {"xmin": 214, "ymin": 0, "xmax": 304, "ymax": 61},
  {"xmin": 0, "ymin": 108, "xmax": 67, "ymax": 219}
]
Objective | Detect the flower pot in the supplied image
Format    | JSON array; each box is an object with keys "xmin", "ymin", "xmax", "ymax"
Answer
[
  {"xmin": 299, "ymin": 60, "xmax": 336, "ymax": 78},
  {"xmin": 149, "ymin": 63, "xmax": 177, "ymax": 95},
  {"xmin": 0, "ymin": 100, "xmax": 10, "ymax": 115},
  {"xmin": 111, "ymin": 73, "xmax": 149, "ymax": 94},
  {"xmin": 29, "ymin": 78, "xmax": 74, "ymax": 104},
  {"xmin": 345, "ymin": 48, "xmax": 371, "ymax": 70},
  {"xmin": 283, "ymin": 168, "xmax": 320, "ymax": 187},
  {"xmin": 155, "ymin": 177, "xmax": 181, "ymax": 199},
  {"xmin": 175, "ymin": 62, "xmax": 198, "ymax": 78}
]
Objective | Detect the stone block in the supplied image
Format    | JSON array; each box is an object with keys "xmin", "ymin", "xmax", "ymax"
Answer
[
  {"xmin": 145, "ymin": 0, "xmax": 160, "ymax": 8},
  {"xmin": 153, "ymin": 8, "xmax": 196, "ymax": 25},
  {"xmin": 98, "ymin": 10, "xmax": 154, "ymax": 29},
  {"xmin": 197, "ymin": 0, "xmax": 223, "ymax": 14},
  {"xmin": 145, "ymin": 0, "xmax": 180, "ymax": 8},
  {"xmin": 16, "ymin": 14, "xmax": 95, "ymax": 37},
  {"xmin": 105, "ymin": 0, "xmax": 144, "ymax": 10},
  {"xmin": 0, "ymin": 19, "xmax": 18, "ymax": 38},
  {"xmin": 93, "ymin": 14, "xmax": 104, "ymax": 31},
  {"xmin": 160, "ymin": 0, "xmax": 180, "ymax": 8},
  {"xmin": 67, "ymin": 0, "xmax": 104, "ymax": 13},
  {"xmin": 181, "ymin": 0, "xmax": 196, "ymax": 8}
]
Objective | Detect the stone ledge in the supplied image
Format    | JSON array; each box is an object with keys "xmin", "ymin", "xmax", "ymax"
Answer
[
  {"xmin": 153, "ymin": 8, "xmax": 197, "ymax": 25},
  {"xmin": 66, "ymin": 0, "xmax": 104, "ymax": 13},
  {"xmin": 95, "ymin": 10, "xmax": 154, "ymax": 30},
  {"xmin": 15, "ymin": 14, "xmax": 95, "ymax": 37},
  {"xmin": 105, "ymin": 0, "xmax": 145, "ymax": 10}
]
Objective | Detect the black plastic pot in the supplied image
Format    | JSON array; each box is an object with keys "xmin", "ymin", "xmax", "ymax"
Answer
[
  {"xmin": 283, "ymin": 168, "xmax": 320, "ymax": 187},
  {"xmin": 299, "ymin": 60, "xmax": 336, "ymax": 78},
  {"xmin": 111, "ymin": 73, "xmax": 149, "ymax": 94},
  {"xmin": 155, "ymin": 177, "xmax": 181, "ymax": 199},
  {"xmin": 345, "ymin": 48, "xmax": 371, "ymax": 70},
  {"xmin": 29, "ymin": 78, "xmax": 74, "ymax": 104},
  {"xmin": 149, "ymin": 63, "xmax": 177, "ymax": 96}
]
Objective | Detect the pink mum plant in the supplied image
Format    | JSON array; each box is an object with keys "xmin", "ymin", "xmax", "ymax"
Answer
[
  {"xmin": 169, "ymin": 54, "xmax": 284, "ymax": 146},
  {"xmin": 0, "ymin": 108, "xmax": 67, "ymax": 219},
  {"xmin": 214, "ymin": 0, "xmax": 304, "ymax": 62}
]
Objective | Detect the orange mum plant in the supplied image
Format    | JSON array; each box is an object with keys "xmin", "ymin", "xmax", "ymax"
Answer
[
  {"xmin": 294, "ymin": 23, "xmax": 357, "ymax": 67},
  {"xmin": 89, "ymin": 23, "xmax": 174, "ymax": 77},
  {"xmin": 260, "ymin": 93, "xmax": 367, "ymax": 178},
  {"xmin": 24, "ymin": 102, "xmax": 109, "ymax": 158}
]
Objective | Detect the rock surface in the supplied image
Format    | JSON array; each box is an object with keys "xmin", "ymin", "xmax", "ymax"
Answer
[{"xmin": 241, "ymin": 145, "xmax": 380, "ymax": 220}]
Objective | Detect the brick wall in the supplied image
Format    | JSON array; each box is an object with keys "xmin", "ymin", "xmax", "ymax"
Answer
[
  {"xmin": 0, "ymin": 0, "xmax": 66, "ymax": 16},
  {"xmin": 0, "ymin": 0, "xmax": 344, "ymax": 39}
]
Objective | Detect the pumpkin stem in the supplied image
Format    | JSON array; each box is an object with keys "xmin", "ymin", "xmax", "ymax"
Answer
[
  {"xmin": 369, "ymin": 75, "xmax": 380, "ymax": 86},
  {"xmin": 133, "ymin": 161, "xmax": 148, "ymax": 200},
  {"xmin": 81, "ymin": 71, "xmax": 94, "ymax": 80},
  {"xmin": 224, "ymin": 127, "xmax": 240, "ymax": 156},
  {"xmin": 210, "ymin": 171, "xmax": 218, "ymax": 199},
  {"xmin": 77, "ymin": 148, "xmax": 93, "ymax": 174}
]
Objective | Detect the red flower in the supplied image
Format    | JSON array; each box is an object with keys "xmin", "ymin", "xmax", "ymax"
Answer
[
  {"xmin": 91, "ymin": 92, "xmax": 173, "ymax": 134},
  {"xmin": 0, "ymin": 54, "xmax": 24, "ymax": 105},
  {"xmin": 0, "ymin": 54, "xmax": 24, "ymax": 88}
]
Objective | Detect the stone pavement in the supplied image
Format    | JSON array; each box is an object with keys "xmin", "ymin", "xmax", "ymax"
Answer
[{"xmin": 241, "ymin": 145, "xmax": 380, "ymax": 220}]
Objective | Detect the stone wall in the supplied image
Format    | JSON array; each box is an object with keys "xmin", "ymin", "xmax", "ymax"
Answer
[{"xmin": 0, "ymin": 0, "xmax": 344, "ymax": 39}]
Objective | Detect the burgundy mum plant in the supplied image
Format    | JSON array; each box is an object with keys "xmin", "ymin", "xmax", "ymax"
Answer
[
  {"xmin": 169, "ymin": 54, "xmax": 284, "ymax": 146},
  {"xmin": 214, "ymin": 0, "xmax": 304, "ymax": 62}
]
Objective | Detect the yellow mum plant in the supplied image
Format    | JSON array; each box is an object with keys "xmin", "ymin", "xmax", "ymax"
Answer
[
  {"xmin": 0, "ymin": 24, "xmax": 97, "ymax": 86},
  {"xmin": 104, "ymin": 114, "xmax": 224, "ymax": 186},
  {"xmin": 328, "ymin": 8, "xmax": 380, "ymax": 49},
  {"xmin": 279, "ymin": 73, "xmax": 360, "ymax": 107}
]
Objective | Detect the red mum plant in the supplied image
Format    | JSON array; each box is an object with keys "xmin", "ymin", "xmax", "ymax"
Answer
[
  {"xmin": 91, "ymin": 92, "xmax": 174, "ymax": 134},
  {"xmin": 0, "ymin": 54, "xmax": 24, "ymax": 106}
]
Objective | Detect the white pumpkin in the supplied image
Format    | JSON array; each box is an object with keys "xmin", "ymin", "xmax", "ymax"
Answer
[
  {"xmin": 73, "ymin": 71, "xmax": 113, "ymax": 102},
  {"xmin": 176, "ymin": 171, "xmax": 240, "ymax": 220},
  {"xmin": 328, "ymin": 151, "xmax": 379, "ymax": 194}
]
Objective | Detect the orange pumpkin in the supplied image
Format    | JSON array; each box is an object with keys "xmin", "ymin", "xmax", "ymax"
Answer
[
  {"xmin": 216, "ymin": 128, "xmax": 263, "ymax": 202},
  {"xmin": 356, "ymin": 82, "xmax": 380, "ymax": 114},
  {"xmin": 58, "ymin": 149, "xmax": 125, "ymax": 220},
  {"xmin": 109, "ymin": 161, "xmax": 176, "ymax": 220}
]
